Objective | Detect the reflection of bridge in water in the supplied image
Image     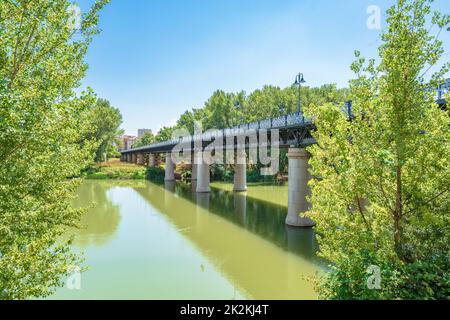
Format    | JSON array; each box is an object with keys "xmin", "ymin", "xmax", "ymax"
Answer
[
  {"xmin": 177, "ymin": 181, "xmax": 318, "ymax": 261},
  {"xmin": 133, "ymin": 181, "xmax": 321, "ymax": 300}
]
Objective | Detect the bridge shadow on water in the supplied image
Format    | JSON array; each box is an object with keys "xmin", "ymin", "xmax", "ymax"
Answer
[
  {"xmin": 160, "ymin": 181, "xmax": 322, "ymax": 265},
  {"xmin": 130, "ymin": 180, "xmax": 325, "ymax": 299}
]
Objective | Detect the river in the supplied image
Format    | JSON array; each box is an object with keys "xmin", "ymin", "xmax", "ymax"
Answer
[{"xmin": 50, "ymin": 180, "xmax": 323, "ymax": 300}]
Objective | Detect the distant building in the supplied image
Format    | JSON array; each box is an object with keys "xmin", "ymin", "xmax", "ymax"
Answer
[
  {"xmin": 121, "ymin": 135, "xmax": 137, "ymax": 150},
  {"xmin": 138, "ymin": 129, "xmax": 152, "ymax": 138}
]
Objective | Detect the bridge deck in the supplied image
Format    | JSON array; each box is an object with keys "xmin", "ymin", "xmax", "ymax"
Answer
[
  {"xmin": 122, "ymin": 89, "xmax": 448, "ymax": 155},
  {"xmin": 121, "ymin": 111, "xmax": 320, "ymax": 154}
]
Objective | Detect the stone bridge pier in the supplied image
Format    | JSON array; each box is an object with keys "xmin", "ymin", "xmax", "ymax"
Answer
[
  {"xmin": 233, "ymin": 150, "xmax": 247, "ymax": 192},
  {"xmin": 286, "ymin": 148, "xmax": 315, "ymax": 227},
  {"xmin": 165, "ymin": 152, "xmax": 175, "ymax": 182},
  {"xmin": 191, "ymin": 153, "xmax": 198, "ymax": 182},
  {"xmin": 193, "ymin": 149, "xmax": 248, "ymax": 194},
  {"xmin": 196, "ymin": 152, "xmax": 211, "ymax": 193}
]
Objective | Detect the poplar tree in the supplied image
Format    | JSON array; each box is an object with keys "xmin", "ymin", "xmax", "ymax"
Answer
[
  {"xmin": 0, "ymin": 0, "xmax": 109, "ymax": 299},
  {"xmin": 305, "ymin": 0, "xmax": 450, "ymax": 299}
]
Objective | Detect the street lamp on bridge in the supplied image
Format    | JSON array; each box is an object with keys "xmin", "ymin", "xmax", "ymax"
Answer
[{"xmin": 294, "ymin": 73, "xmax": 306, "ymax": 115}]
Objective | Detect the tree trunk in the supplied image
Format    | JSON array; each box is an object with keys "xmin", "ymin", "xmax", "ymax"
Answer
[{"xmin": 394, "ymin": 165, "xmax": 404, "ymax": 260}]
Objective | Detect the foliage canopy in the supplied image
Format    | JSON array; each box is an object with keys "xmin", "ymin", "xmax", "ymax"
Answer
[
  {"xmin": 0, "ymin": 0, "xmax": 109, "ymax": 299},
  {"xmin": 305, "ymin": 0, "xmax": 450, "ymax": 299}
]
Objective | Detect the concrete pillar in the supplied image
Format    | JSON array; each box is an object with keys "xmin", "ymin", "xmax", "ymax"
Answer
[
  {"xmin": 126, "ymin": 154, "xmax": 131, "ymax": 163},
  {"xmin": 132, "ymin": 153, "xmax": 137, "ymax": 164},
  {"xmin": 196, "ymin": 153, "xmax": 211, "ymax": 193},
  {"xmin": 233, "ymin": 150, "xmax": 247, "ymax": 192},
  {"xmin": 191, "ymin": 153, "xmax": 198, "ymax": 181},
  {"xmin": 165, "ymin": 153, "xmax": 175, "ymax": 182},
  {"xmin": 148, "ymin": 153, "xmax": 156, "ymax": 167},
  {"xmin": 286, "ymin": 148, "xmax": 316, "ymax": 227}
]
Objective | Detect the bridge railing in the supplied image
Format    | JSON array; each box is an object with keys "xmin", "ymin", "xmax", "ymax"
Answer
[
  {"xmin": 124, "ymin": 79, "xmax": 449, "ymax": 154},
  {"xmin": 122, "ymin": 104, "xmax": 355, "ymax": 153}
]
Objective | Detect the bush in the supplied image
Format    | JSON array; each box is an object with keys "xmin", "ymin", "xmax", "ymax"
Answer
[
  {"xmin": 209, "ymin": 165, "xmax": 278, "ymax": 184},
  {"xmin": 210, "ymin": 164, "xmax": 233, "ymax": 182},
  {"xmin": 86, "ymin": 172, "xmax": 109, "ymax": 180},
  {"xmin": 319, "ymin": 251, "xmax": 450, "ymax": 300},
  {"xmin": 397, "ymin": 257, "xmax": 450, "ymax": 300},
  {"xmin": 247, "ymin": 168, "xmax": 276, "ymax": 184},
  {"xmin": 84, "ymin": 159, "xmax": 146, "ymax": 180},
  {"xmin": 131, "ymin": 171, "xmax": 146, "ymax": 180},
  {"xmin": 180, "ymin": 169, "xmax": 192, "ymax": 182},
  {"xmin": 146, "ymin": 166, "xmax": 165, "ymax": 183},
  {"xmin": 247, "ymin": 168, "xmax": 262, "ymax": 183}
]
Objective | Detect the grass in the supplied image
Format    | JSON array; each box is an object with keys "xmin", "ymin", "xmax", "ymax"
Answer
[{"xmin": 85, "ymin": 158, "xmax": 147, "ymax": 180}]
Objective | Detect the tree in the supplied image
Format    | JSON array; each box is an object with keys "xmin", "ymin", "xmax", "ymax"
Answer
[
  {"xmin": 155, "ymin": 126, "xmax": 176, "ymax": 142},
  {"xmin": 203, "ymin": 90, "xmax": 245, "ymax": 129},
  {"xmin": 159, "ymin": 84, "xmax": 350, "ymax": 140},
  {"xmin": 302, "ymin": 84, "xmax": 351, "ymax": 109},
  {"xmin": 87, "ymin": 98, "xmax": 123, "ymax": 162},
  {"xmin": 0, "ymin": 0, "xmax": 109, "ymax": 299},
  {"xmin": 133, "ymin": 131, "xmax": 155, "ymax": 148},
  {"xmin": 176, "ymin": 108, "xmax": 206, "ymax": 134},
  {"xmin": 245, "ymin": 86, "xmax": 293, "ymax": 121},
  {"xmin": 305, "ymin": 0, "xmax": 449, "ymax": 299},
  {"xmin": 176, "ymin": 111, "xmax": 196, "ymax": 134}
]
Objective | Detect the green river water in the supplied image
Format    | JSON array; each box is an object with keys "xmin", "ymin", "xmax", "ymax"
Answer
[{"xmin": 50, "ymin": 180, "xmax": 323, "ymax": 300}]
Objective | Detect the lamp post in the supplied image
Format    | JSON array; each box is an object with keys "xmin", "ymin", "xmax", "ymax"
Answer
[{"xmin": 294, "ymin": 73, "xmax": 306, "ymax": 115}]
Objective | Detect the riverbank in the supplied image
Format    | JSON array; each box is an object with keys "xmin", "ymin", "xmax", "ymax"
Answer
[{"xmin": 85, "ymin": 158, "xmax": 146, "ymax": 180}]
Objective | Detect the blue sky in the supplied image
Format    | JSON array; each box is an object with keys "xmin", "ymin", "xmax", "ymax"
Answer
[{"xmin": 77, "ymin": 0, "xmax": 450, "ymax": 135}]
